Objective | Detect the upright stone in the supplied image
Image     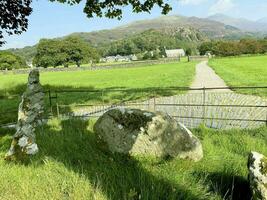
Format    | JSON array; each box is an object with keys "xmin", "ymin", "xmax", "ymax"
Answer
[{"xmin": 5, "ymin": 69, "xmax": 44, "ymax": 160}]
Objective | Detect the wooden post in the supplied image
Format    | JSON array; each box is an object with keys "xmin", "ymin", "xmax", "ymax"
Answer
[
  {"xmin": 102, "ymin": 90, "xmax": 104, "ymax": 105},
  {"xmin": 48, "ymin": 90, "xmax": 52, "ymax": 113},
  {"xmin": 202, "ymin": 87, "xmax": 206, "ymax": 125},
  {"xmin": 56, "ymin": 103, "xmax": 60, "ymax": 118},
  {"xmin": 153, "ymin": 91, "xmax": 156, "ymax": 112}
]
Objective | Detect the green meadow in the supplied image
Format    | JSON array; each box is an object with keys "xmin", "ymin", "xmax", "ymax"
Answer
[
  {"xmin": 0, "ymin": 57, "xmax": 267, "ymax": 200},
  {"xmin": 0, "ymin": 62, "xmax": 195, "ymax": 125},
  {"xmin": 0, "ymin": 119, "xmax": 266, "ymax": 200},
  {"xmin": 209, "ymin": 55, "xmax": 267, "ymax": 97}
]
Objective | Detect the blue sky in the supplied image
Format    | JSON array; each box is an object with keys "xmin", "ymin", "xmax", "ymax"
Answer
[{"xmin": 1, "ymin": 0, "xmax": 267, "ymax": 49}]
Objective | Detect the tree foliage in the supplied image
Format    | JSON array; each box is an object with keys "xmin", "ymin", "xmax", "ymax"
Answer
[
  {"xmin": 0, "ymin": 51, "xmax": 27, "ymax": 70},
  {"xmin": 199, "ymin": 39, "xmax": 267, "ymax": 56},
  {"xmin": 0, "ymin": 0, "xmax": 32, "ymax": 46},
  {"xmin": 0, "ymin": 0, "xmax": 171, "ymax": 45},
  {"xmin": 33, "ymin": 37, "xmax": 100, "ymax": 68},
  {"xmin": 51, "ymin": 0, "xmax": 171, "ymax": 19}
]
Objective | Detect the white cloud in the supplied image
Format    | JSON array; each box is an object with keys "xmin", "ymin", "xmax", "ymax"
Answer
[
  {"xmin": 209, "ymin": 0, "xmax": 235, "ymax": 14},
  {"xmin": 179, "ymin": 0, "xmax": 207, "ymax": 6}
]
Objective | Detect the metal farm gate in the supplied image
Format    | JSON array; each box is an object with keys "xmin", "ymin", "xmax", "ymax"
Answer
[{"xmin": 48, "ymin": 86, "xmax": 267, "ymax": 129}]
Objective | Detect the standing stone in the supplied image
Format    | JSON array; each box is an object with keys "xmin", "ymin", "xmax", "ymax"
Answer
[
  {"xmin": 94, "ymin": 108, "xmax": 203, "ymax": 161},
  {"xmin": 5, "ymin": 69, "xmax": 44, "ymax": 160},
  {"xmin": 248, "ymin": 152, "xmax": 267, "ymax": 200}
]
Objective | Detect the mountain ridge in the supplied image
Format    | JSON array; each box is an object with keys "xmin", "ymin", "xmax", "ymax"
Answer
[
  {"xmin": 207, "ymin": 14, "xmax": 267, "ymax": 32},
  {"xmin": 6, "ymin": 15, "xmax": 264, "ymax": 61}
]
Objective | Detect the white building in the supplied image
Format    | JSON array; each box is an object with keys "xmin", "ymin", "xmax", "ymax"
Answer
[
  {"xmin": 165, "ymin": 49, "xmax": 185, "ymax": 58},
  {"xmin": 100, "ymin": 54, "xmax": 138, "ymax": 63}
]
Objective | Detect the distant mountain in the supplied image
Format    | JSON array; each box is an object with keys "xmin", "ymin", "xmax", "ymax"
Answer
[
  {"xmin": 207, "ymin": 14, "xmax": 267, "ymax": 32},
  {"xmin": 257, "ymin": 18, "xmax": 267, "ymax": 24},
  {"xmin": 7, "ymin": 15, "xmax": 261, "ymax": 61},
  {"xmin": 70, "ymin": 15, "xmax": 247, "ymax": 46}
]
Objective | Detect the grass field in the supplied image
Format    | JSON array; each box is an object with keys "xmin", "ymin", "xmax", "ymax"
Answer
[
  {"xmin": 0, "ymin": 119, "xmax": 266, "ymax": 200},
  {"xmin": 209, "ymin": 55, "xmax": 267, "ymax": 97},
  {"xmin": 0, "ymin": 62, "xmax": 195, "ymax": 125}
]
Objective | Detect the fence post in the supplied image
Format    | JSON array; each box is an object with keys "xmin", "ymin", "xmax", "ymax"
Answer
[
  {"xmin": 48, "ymin": 89, "xmax": 53, "ymax": 113},
  {"xmin": 56, "ymin": 103, "xmax": 60, "ymax": 117},
  {"xmin": 153, "ymin": 91, "xmax": 156, "ymax": 112},
  {"xmin": 102, "ymin": 89, "xmax": 104, "ymax": 105},
  {"xmin": 202, "ymin": 87, "xmax": 206, "ymax": 125}
]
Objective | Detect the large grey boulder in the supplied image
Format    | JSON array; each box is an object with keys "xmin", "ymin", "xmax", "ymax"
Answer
[
  {"xmin": 5, "ymin": 69, "xmax": 44, "ymax": 160},
  {"xmin": 94, "ymin": 108, "xmax": 203, "ymax": 161},
  {"xmin": 248, "ymin": 152, "xmax": 267, "ymax": 200}
]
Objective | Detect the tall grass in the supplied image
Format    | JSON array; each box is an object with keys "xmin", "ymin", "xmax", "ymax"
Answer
[{"xmin": 0, "ymin": 118, "xmax": 266, "ymax": 200}]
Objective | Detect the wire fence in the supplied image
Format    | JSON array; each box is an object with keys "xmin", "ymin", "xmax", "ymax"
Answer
[{"xmin": 1, "ymin": 86, "xmax": 267, "ymax": 129}]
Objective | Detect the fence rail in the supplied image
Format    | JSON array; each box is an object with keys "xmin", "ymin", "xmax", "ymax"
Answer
[
  {"xmin": 52, "ymin": 86, "xmax": 267, "ymax": 129},
  {"xmin": 1, "ymin": 86, "xmax": 267, "ymax": 129}
]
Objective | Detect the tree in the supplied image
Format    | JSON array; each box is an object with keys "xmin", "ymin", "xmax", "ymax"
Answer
[
  {"xmin": 0, "ymin": 0, "xmax": 172, "ymax": 45},
  {"xmin": 0, "ymin": 51, "xmax": 27, "ymax": 70},
  {"xmin": 63, "ymin": 36, "xmax": 91, "ymax": 67},
  {"xmin": 33, "ymin": 39, "xmax": 63, "ymax": 68},
  {"xmin": 198, "ymin": 39, "xmax": 267, "ymax": 57},
  {"xmin": 239, "ymin": 39, "xmax": 264, "ymax": 54},
  {"xmin": 185, "ymin": 48, "xmax": 192, "ymax": 56},
  {"xmin": 198, "ymin": 42, "xmax": 214, "ymax": 55},
  {"xmin": 34, "ymin": 37, "xmax": 100, "ymax": 68}
]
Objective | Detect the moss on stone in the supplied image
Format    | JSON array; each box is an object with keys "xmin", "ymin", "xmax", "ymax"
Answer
[{"xmin": 110, "ymin": 109, "xmax": 154, "ymax": 132}]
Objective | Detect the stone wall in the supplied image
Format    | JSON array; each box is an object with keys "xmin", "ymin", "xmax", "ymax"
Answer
[{"xmin": 1, "ymin": 58, "xmax": 180, "ymax": 75}]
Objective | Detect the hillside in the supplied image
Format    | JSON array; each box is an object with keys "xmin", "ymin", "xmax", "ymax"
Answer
[
  {"xmin": 208, "ymin": 14, "xmax": 267, "ymax": 32},
  {"xmin": 101, "ymin": 28, "xmax": 207, "ymax": 56},
  {"xmin": 257, "ymin": 17, "xmax": 267, "ymax": 24},
  {"xmin": 70, "ymin": 15, "xmax": 247, "ymax": 45},
  {"xmin": 7, "ymin": 15, "xmax": 259, "ymax": 61}
]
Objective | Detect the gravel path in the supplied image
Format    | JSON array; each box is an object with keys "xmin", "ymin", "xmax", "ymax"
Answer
[
  {"xmin": 71, "ymin": 61, "xmax": 267, "ymax": 129},
  {"xmin": 190, "ymin": 61, "xmax": 231, "ymax": 92}
]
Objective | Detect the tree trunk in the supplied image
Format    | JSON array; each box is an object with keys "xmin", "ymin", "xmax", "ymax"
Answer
[{"xmin": 76, "ymin": 61, "xmax": 80, "ymax": 67}]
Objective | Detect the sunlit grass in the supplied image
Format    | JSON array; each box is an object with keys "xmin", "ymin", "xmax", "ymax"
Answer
[
  {"xmin": 0, "ymin": 62, "xmax": 196, "ymax": 125},
  {"xmin": 0, "ymin": 119, "xmax": 266, "ymax": 200},
  {"xmin": 209, "ymin": 56, "xmax": 267, "ymax": 97}
]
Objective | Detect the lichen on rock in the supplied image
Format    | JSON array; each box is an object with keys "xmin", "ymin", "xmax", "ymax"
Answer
[
  {"xmin": 5, "ymin": 69, "xmax": 44, "ymax": 160},
  {"xmin": 94, "ymin": 108, "xmax": 203, "ymax": 161},
  {"xmin": 248, "ymin": 151, "xmax": 267, "ymax": 200}
]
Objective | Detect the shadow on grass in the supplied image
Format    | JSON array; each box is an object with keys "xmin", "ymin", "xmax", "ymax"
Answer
[
  {"xmin": 0, "ymin": 127, "xmax": 15, "ymax": 153},
  {"xmin": 34, "ymin": 118, "xmax": 201, "ymax": 200},
  {"xmin": 0, "ymin": 83, "xmax": 183, "ymax": 101},
  {"xmin": 193, "ymin": 171, "xmax": 251, "ymax": 200},
  {"xmin": 0, "ymin": 84, "xmax": 185, "ymax": 125},
  {"xmin": 1, "ymin": 119, "xmax": 254, "ymax": 199}
]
